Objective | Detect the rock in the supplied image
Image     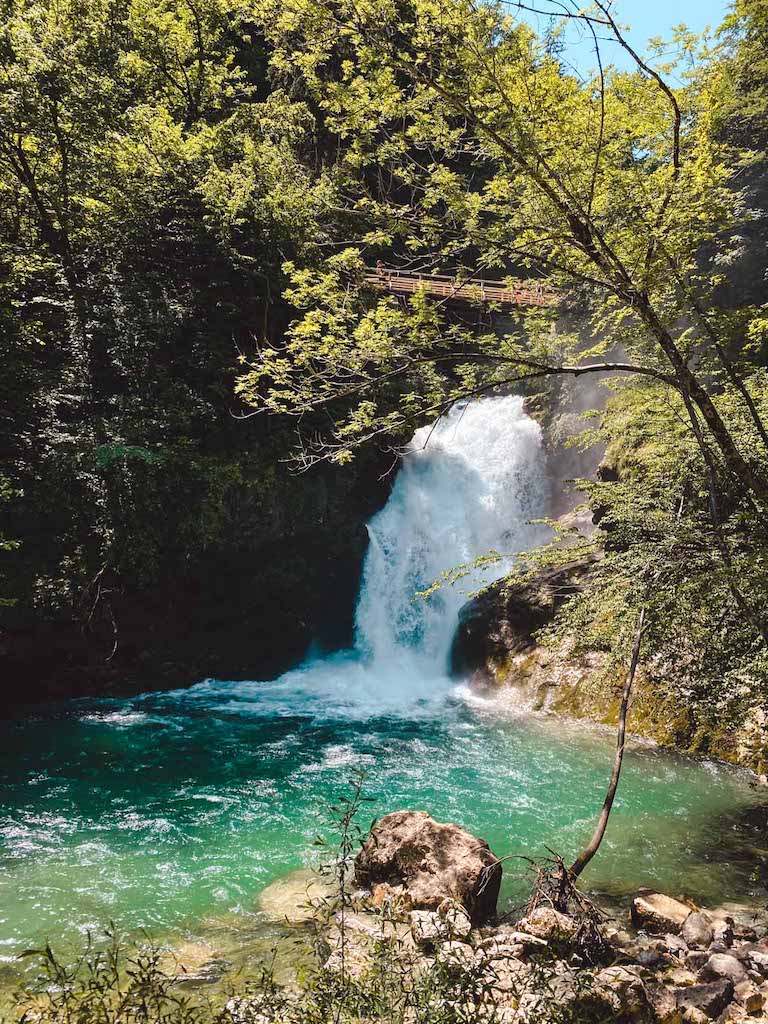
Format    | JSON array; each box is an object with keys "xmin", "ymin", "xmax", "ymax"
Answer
[
  {"xmin": 713, "ymin": 920, "xmax": 736, "ymax": 948},
  {"xmin": 734, "ymin": 980, "xmax": 764, "ymax": 1013},
  {"xmin": 518, "ymin": 907, "xmax": 578, "ymax": 944},
  {"xmin": 699, "ymin": 953, "xmax": 749, "ymax": 985},
  {"xmin": 355, "ymin": 810, "xmax": 501, "ymax": 922},
  {"xmin": 609, "ymin": 928, "xmax": 635, "ymax": 948},
  {"xmin": 748, "ymin": 950, "xmax": 768, "ymax": 975},
  {"xmin": 676, "ymin": 979, "xmax": 735, "ymax": 1018},
  {"xmin": 332, "ymin": 910, "xmax": 389, "ymax": 942},
  {"xmin": 666, "ymin": 934, "xmax": 690, "ymax": 956},
  {"xmin": 435, "ymin": 941, "xmax": 476, "ymax": 968},
  {"xmin": 224, "ymin": 997, "xmax": 274, "ymax": 1024},
  {"xmin": 483, "ymin": 930, "xmax": 548, "ymax": 954},
  {"xmin": 632, "ymin": 892, "xmax": 693, "ymax": 934},
  {"xmin": 410, "ymin": 910, "xmax": 448, "ymax": 947},
  {"xmin": 257, "ymin": 868, "xmax": 331, "ymax": 924},
  {"xmin": 323, "ymin": 933, "xmax": 375, "ymax": 979},
  {"xmin": 733, "ymin": 924, "xmax": 758, "ymax": 943},
  {"xmin": 481, "ymin": 952, "xmax": 531, "ymax": 996},
  {"xmin": 637, "ymin": 947, "xmax": 665, "ymax": 968},
  {"xmin": 517, "ymin": 972, "xmax": 581, "ymax": 1020},
  {"xmin": 686, "ymin": 951, "xmax": 711, "ymax": 972},
  {"xmin": 163, "ymin": 941, "xmax": 231, "ymax": 988},
  {"xmin": 683, "ymin": 913, "xmax": 715, "ymax": 949},
  {"xmin": 646, "ymin": 982, "xmax": 685, "ymax": 1024},
  {"xmin": 438, "ymin": 898, "xmax": 472, "ymax": 939},
  {"xmin": 682, "ymin": 1009, "xmax": 712, "ymax": 1024},
  {"xmin": 450, "ymin": 554, "xmax": 600, "ymax": 685},
  {"xmin": 409, "ymin": 901, "xmax": 472, "ymax": 948},
  {"xmin": 594, "ymin": 965, "xmax": 648, "ymax": 1015},
  {"xmin": 668, "ymin": 967, "xmax": 699, "ymax": 986},
  {"xmin": 175, "ymin": 956, "xmax": 231, "ymax": 988},
  {"xmin": 720, "ymin": 1006, "xmax": 752, "ymax": 1024},
  {"xmin": 371, "ymin": 881, "xmax": 412, "ymax": 916}
]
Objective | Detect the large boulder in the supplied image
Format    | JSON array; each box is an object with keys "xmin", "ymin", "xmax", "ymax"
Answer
[
  {"xmin": 632, "ymin": 891, "xmax": 693, "ymax": 934},
  {"xmin": 354, "ymin": 810, "xmax": 501, "ymax": 923}
]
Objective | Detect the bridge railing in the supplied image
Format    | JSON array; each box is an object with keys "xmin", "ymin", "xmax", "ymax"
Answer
[{"xmin": 363, "ymin": 269, "xmax": 559, "ymax": 307}]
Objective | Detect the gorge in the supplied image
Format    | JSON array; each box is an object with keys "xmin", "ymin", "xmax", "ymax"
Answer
[{"xmin": 1, "ymin": 398, "xmax": 765, "ymax": 994}]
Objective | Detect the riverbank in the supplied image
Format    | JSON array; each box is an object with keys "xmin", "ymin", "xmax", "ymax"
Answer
[{"xmin": 7, "ymin": 814, "xmax": 768, "ymax": 1024}]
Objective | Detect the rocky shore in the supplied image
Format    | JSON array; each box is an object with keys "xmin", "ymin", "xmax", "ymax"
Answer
[{"xmin": 232, "ymin": 811, "xmax": 768, "ymax": 1024}]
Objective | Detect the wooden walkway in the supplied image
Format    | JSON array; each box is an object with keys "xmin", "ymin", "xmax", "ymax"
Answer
[{"xmin": 364, "ymin": 269, "xmax": 559, "ymax": 308}]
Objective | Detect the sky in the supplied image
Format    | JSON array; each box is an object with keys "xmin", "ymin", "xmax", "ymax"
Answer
[{"xmin": 516, "ymin": 0, "xmax": 732, "ymax": 74}]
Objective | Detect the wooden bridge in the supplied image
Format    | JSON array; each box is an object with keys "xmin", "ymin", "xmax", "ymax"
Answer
[{"xmin": 364, "ymin": 269, "xmax": 559, "ymax": 308}]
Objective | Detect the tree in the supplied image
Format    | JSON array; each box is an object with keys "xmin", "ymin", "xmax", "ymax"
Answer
[
  {"xmin": 237, "ymin": 0, "xmax": 768, "ymax": 499},
  {"xmin": 235, "ymin": 0, "xmax": 768, "ymax": 875},
  {"xmin": 0, "ymin": 0, "xmax": 331, "ymax": 672}
]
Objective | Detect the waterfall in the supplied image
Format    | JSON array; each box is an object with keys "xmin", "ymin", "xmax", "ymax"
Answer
[
  {"xmin": 183, "ymin": 395, "xmax": 548, "ymax": 718},
  {"xmin": 355, "ymin": 396, "xmax": 548, "ymax": 671}
]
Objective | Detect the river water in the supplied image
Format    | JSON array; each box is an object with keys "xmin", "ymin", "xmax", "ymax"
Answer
[{"xmin": 1, "ymin": 397, "xmax": 765, "ymax": 979}]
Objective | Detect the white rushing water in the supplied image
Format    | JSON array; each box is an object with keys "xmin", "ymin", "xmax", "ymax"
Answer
[
  {"xmin": 356, "ymin": 396, "xmax": 547, "ymax": 667},
  {"xmin": 182, "ymin": 395, "xmax": 549, "ymax": 717}
]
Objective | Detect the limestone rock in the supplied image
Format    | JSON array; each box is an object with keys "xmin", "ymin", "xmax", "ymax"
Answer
[
  {"xmin": 224, "ymin": 997, "xmax": 274, "ymax": 1024},
  {"xmin": 256, "ymin": 868, "xmax": 331, "ymax": 924},
  {"xmin": 594, "ymin": 965, "xmax": 648, "ymax": 1015},
  {"xmin": 323, "ymin": 934, "xmax": 375, "ymax": 979},
  {"xmin": 435, "ymin": 941, "xmax": 476, "ymax": 968},
  {"xmin": 668, "ymin": 967, "xmax": 699, "ymax": 987},
  {"xmin": 646, "ymin": 981, "xmax": 685, "ymax": 1024},
  {"xmin": 355, "ymin": 810, "xmax": 501, "ymax": 922},
  {"xmin": 371, "ymin": 881, "xmax": 412, "ymax": 916},
  {"xmin": 683, "ymin": 913, "xmax": 714, "ymax": 949},
  {"xmin": 676, "ymin": 979, "xmax": 735, "ymax": 1018},
  {"xmin": 714, "ymin": 919, "xmax": 736, "ymax": 948},
  {"xmin": 607, "ymin": 927, "xmax": 634, "ymax": 948},
  {"xmin": 518, "ymin": 907, "xmax": 578, "ymax": 944},
  {"xmin": 637, "ymin": 949, "xmax": 664, "ymax": 969},
  {"xmin": 734, "ymin": 979, "xmax": 764, "ymax": 1013},
  {"xmin": 632, "ymin": 892, "xmax": 693, "ymax": 934},
  {"xmin": 682, "ymin": 1008, "xmax": 712, "ymax": 1024},
  {"xmin": 332, "ymin": 910, "xmax": 388, "ymax": 942},
  {"xmin": 410, "ymin": 910, "xmax": 448, "ymax": 947},
  {"xmin": 686, "ymin": 951, "xmax": 710, "ymax": 972},
  {"xmin": 450, "ymin": 553, "xmax": 601, "ymax": 689},
  {"xmin": 748, "ymin": 950, "xmax": 768, "ymax": 975},
  {"xmin": 699, "ymin": 954, "xmax": 749, "ymax": 985},
  {"xmin": 720, "ymin": 1006, "xmax": 753, "ymax": 1024},
  {"xmin": 480, "ymin": 952, "xmax": 531, "ymax": 997},
  {"xmin": 666, "ymin": 934, "xmax": 690, "ymax": 957},
  {"xmin": 438, "ymin": 898, "xmax": 472, "ymax": 939}
]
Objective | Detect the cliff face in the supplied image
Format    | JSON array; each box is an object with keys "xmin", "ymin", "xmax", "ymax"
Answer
[
  {"xmin": 0, "ymin": 449, "xmax": 391, "ymax": 706},
  {"xmin": 450, "ymin": 555, "xmax": 768, "ymax": 773}
]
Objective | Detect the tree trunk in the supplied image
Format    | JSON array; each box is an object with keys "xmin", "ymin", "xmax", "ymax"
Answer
[
  {"xmin": 569, "ymin": 608, "xmax": 645, "ymax": 879},
  {"xmin": 636, "ymin": 298, "xmax": 768, "ymax": 502}
]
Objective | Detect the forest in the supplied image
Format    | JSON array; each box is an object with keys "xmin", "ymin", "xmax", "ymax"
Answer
[{"xmin": 1, "ymin": 0, "xmax": 768, "ymax": 1021}]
